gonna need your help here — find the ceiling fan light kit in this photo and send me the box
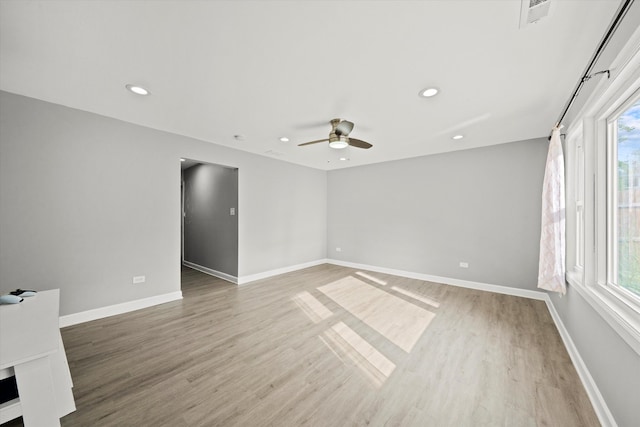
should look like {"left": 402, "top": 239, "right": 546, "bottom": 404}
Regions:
{"left": 329, "top": 136, "right": 349, "bottom": 150}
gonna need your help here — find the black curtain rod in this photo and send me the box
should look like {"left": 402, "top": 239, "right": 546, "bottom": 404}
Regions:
{"left": 554, "top": 0, "right": 635, "bottom": 128}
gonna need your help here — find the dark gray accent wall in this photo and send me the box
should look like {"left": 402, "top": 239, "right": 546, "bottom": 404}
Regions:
{"left": 183, "top": 163, "right": 238, "bottom": 276}
{"left": 328, "top": 138, "right": 548, "bottom": 290}
{"left": 0, "top": 91, "right": 327, "bottom": 315}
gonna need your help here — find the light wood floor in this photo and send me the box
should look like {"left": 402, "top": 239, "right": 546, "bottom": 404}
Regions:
{"left": 4, "top": 264, "right": 599, "bottom": 426}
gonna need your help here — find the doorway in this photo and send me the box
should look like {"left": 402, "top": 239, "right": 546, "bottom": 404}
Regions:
{"left": 180, "top": 159, "right": 239, "bottom": 285}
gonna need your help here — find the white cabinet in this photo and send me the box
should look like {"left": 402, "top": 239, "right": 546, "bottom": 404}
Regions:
{"left": 0, "top": 290, "right": 75, "bottom": 426}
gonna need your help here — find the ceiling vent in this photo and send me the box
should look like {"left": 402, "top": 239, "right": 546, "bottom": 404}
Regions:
{"left": 519, "top": 0, "right": 552, "bottom": 28}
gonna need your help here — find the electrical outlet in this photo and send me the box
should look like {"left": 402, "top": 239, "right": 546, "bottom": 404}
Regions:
{"left": 459, "top": 262, "right": 469, "bottom": 268}
{"left": 230, "top": 207, "right": 236, "bottom": 216}
{"left": 133, "top": 275, "right": 146, "bottom": 284}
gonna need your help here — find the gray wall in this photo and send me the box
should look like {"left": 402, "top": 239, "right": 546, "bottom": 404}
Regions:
{"left": 0, "top": 91, "right": 327, "bottom": 315}
{"left": 563, "top": 1, "right": 640, "bottom": 127}
{"left": 328, "top": 136, "right": 640, "bottom": 425}
{"left": 2, "top": 89, "right": 635, "bottom": 425}
{"left": 551, "top": 3, "right": 640, "bottom": 424}
{"left": 183, "top": 163, "right": 238, "bottom": 277}
{"left": 553, "top": 3, "right": 640, "bottom": 425}
{"left": 550, "top": 290, "right": 639, "bottom": 427}
{"left": 328, "top": 138, "right": 548, "bottom": 290}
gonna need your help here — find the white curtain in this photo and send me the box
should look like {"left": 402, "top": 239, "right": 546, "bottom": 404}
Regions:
{"left": 538, "top": 126, "right": 566, "bottom": 294}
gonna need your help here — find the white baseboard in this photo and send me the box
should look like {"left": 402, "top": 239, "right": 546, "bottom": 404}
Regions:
{"left": 59, "top": 259, "right": 325, "bottom": 327}
{"left": 183, "top": 260, "right": 238, "bottom": 284}
{"left": 544, "top": 297, "right": 617, "bottom": 427}
{"left": 237, "top": 259, "right": 328, "bottom": 285}
{"left": 326, "top": 259, "right": 548, "bottom": 300}
{"left": 59, "top": 291, "right": 183, "bottom": 328}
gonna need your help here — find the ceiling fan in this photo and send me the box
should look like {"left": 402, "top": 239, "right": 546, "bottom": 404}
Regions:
{"left": 298, "top": 118, "right": 372, "bottom": 150}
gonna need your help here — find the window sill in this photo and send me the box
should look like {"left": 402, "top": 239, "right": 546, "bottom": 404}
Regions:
{"left": 566, "top": 274, "right": 640, "bottom": 355}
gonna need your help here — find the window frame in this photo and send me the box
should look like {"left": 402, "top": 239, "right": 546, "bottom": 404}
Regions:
{"left": 565, "top": 33, "right": 640, "bottom": 355}
{"left": 566, "top": 127, "right": 585, "bottom": 276}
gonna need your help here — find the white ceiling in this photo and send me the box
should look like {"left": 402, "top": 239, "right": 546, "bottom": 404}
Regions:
{"left": 0, "top": 0, "right": 621, "bottom": 170}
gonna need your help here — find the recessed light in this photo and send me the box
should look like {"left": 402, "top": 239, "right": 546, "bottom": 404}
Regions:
{"left": 452, "top": 134, "right": 464, "bottom": 140}
{"left": 180, "top": 158, "right": 186, "bottom": 162}
{"left": 339, "top": 157, "right": 349, "bottom": 161}
{"left": 419, "top": 87, "right": 439, "bottom": 97}
{"left": 125, "top": 84, "right": 150, "bottom": 95}
{"left": 279, "top": 137, "right": 290, "bottom": 142}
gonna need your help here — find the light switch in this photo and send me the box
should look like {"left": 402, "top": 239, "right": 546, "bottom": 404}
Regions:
{"left": 230, "top": 208, "right": 236, "bottom": 216}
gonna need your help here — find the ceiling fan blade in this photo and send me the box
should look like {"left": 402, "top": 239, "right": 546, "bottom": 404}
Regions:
{"left": 298, "top": 138, "right": 329, "bottom": 146}
{"left": 348, "top": 138, "right": 372, "bottom": 149}
{"left": 335, "top": 120, "right": 354, "bottom": 136}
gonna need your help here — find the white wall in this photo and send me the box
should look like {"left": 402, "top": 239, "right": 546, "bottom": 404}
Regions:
{"left": 0, "top": 91, "right": 327, "bottom": 315}
{"left": 328, "top": 138, "right": 548, "bottom": 290}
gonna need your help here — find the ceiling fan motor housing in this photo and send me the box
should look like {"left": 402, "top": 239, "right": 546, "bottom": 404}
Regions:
{"left": 328, "top": 119, "right": 349, "bottom": 149}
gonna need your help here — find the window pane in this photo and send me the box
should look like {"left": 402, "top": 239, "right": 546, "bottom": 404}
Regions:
{"left": 576, "top": 141, "right": 584, "bottom": 269}
{"left": 616, "top": 98, "right": 640, "bottom": 297}
{"left": 577, "top": 204, "right": 584, "bottom": 268}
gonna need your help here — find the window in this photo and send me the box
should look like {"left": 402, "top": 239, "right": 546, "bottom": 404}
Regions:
{"left": 608, "top": 93, "right": 640, "bottom": 302}
{"left": 565, "top": 37, "right": 640, "bottom": 355}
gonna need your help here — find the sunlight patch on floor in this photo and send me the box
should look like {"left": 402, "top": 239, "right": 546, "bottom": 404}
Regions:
{"left": 390, "top": 286, "right": 440, "bottom": 308}
{"left": 355, "top": 271, "right": 388, "bottom": 286}
{"left": 292, "top": 291, "right": 333, "bottom": 323}
{"left": 321, "top": 321, "right": 395, "bottom": 388}
{"left": 318, "top": 276, "right": 435, "bottom": 353}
